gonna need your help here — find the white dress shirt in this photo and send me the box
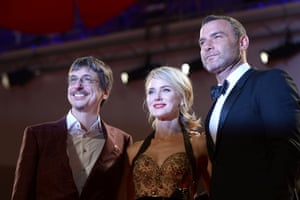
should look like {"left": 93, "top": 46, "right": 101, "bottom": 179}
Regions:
{"left": 209, "top": 63, "right": 250, "bottom": 143}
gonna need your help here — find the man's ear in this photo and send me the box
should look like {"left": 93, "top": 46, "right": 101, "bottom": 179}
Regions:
{"left": 240, "top": 35, "right": 249, "bottom": 50}
{"left": 102, "top": 89, "right": 110, "bottom": 100}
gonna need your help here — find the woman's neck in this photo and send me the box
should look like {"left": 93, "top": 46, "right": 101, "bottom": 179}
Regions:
{"left": 155, "top": 118, "right": 182, "bottom": 139}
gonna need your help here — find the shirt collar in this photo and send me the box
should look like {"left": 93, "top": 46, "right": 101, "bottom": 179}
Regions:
{"left": 66, "top": 110, "right": 102, "bottom": 136}
{"left": 226, "top": 63, "right": 250, "bottom": 93}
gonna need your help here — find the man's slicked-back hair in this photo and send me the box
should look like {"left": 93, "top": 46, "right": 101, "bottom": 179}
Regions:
{"left": 201, "top": 15, "right": 247, "bottom": 39}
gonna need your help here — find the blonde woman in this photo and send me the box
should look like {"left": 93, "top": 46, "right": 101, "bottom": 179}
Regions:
{"left": 119, "top": 66, "right": 210, "bottom": 200}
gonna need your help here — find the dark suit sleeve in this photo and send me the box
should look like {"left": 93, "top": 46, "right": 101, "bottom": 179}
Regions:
{"left": 257, "top": 69, "right": 300, "bottom": 198}
{"left": 11, "top": 127, "right": 38, "bottom": 200}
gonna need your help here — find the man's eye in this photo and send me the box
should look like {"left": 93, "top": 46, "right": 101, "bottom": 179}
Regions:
{"left": 199, "top": 41, "right": 204, "bottom": 46}
{"left": 83, "top": 77, "right": 93, "bottom": 83}
{"left": 214, "top": 34, "right": 222, "bottom": 39}
{"left": 70, "top": 77, "right": 78, "bottom": 83}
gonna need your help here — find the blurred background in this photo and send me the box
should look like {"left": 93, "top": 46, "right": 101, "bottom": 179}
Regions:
{"left": 1, "top": 0, "right": 300, "bottom": 199}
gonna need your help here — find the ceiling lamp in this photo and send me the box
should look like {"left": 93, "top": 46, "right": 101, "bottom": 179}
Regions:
{"left": 260, "top": 30, "right": 300, "bottom": 65}
{"left": 260, "top": 41, "right": 300, "bottom": 65}
{"left": 120, "top": 54, "right": 161, "bottom": 84}
{"left": 1, "top": 68, "right": 36, "bottom": 89}
{"left": 181, "top": 58, "right": 203, "bottom": 76}
{"left": 120, "top": 62, "right": 161, "bottom": 84}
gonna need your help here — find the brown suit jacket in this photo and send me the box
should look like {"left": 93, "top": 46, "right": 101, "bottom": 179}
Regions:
{"left": 11, "top": 117, "right": 133, "bottom": 200}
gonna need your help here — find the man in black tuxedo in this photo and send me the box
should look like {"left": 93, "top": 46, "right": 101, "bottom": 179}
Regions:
{"left": 198, "top": 14, "right": 300, "bottom": 200}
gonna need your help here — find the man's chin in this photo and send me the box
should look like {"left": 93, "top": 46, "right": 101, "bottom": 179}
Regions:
{"left": 74, "top": 105, "right": 86, "bottom": 111}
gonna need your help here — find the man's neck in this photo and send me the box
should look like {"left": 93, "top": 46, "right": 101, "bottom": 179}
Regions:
{"left": 216, "top": 59, "right": 245, "bottom": 84}
{"left": 71, "top": 109, "right": 99, "bottom": 131}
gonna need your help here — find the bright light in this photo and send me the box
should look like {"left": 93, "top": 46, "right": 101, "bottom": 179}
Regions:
{"left": 260, "top": 51, "right": 269, "bottom": 64}
{"left": 181, "top": 63, "right": 190, "bottom": 75}
{"left": 120, "top": 72, "right": 129, "bottom": 84}
{"left": 1, "top": 73, "right": 10, "bottom": 89}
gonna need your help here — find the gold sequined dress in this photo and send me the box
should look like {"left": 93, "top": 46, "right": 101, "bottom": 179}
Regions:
{"left": 133, "top": 152, "right": 193, "bottom": 199}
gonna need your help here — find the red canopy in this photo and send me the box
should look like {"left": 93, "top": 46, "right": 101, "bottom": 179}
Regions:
{"left": 0, "top": 0, "right": 137, "bottom": 34}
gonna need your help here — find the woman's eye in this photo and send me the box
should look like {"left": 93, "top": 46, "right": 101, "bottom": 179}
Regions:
{"left": 162, "top": 88, "right": 171, "bottom": 92}
{"left": 148, "top": 90, "right": 154, "bottom": 95}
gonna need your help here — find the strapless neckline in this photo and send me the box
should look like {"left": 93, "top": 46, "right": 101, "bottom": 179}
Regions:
{"left": 140, "top": 152, "right": 186, "bottom": 168}
{"left": 133, "top": 151, "right": 192, "bottom": 198}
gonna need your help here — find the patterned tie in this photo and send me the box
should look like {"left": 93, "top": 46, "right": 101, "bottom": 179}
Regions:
{"left": 210, "top": 80, "right": 229, "bottom": 101}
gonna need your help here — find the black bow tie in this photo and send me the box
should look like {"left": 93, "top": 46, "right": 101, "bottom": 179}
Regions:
{"left": 210, "top": 80, "right": 229, "bottom": 101}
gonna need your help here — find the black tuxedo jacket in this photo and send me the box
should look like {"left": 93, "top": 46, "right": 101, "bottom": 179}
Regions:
{"left": 11, "top": 117, "right": 133, "bottom": 200}
{"left": 205, "top": 68, "right": 300, "bottom": 200}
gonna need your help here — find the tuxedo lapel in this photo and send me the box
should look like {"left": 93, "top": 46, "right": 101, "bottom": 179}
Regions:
{"left": 215, "top": 69, "right": 255, "bottom": 153}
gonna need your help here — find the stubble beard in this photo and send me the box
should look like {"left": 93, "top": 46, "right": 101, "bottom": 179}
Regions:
{"left": 73, "top": 103, "right": 87, "bottom": 111}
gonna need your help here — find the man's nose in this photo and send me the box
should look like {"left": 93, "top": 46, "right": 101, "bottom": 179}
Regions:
{"left": 73, "top": 78, "right": 84, "bottom": 87}
{"left": 203, "top": 40, "right": 213, "bottom": 51}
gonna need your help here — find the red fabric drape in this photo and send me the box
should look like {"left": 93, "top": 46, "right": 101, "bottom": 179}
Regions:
{"left": 77, "top": 0, "right": 137, "bottom": 28}
{"left": 0, "top": 0, "right": 136, "bottom": 34}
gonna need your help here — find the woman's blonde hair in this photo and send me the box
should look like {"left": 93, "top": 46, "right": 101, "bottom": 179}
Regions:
{"left": 145, "top": 66, "right": 201, "bottom": 132}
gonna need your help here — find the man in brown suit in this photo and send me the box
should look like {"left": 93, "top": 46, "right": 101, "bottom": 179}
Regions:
{"left": 11, "top": 56, "right": 133, "bottom": 200}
